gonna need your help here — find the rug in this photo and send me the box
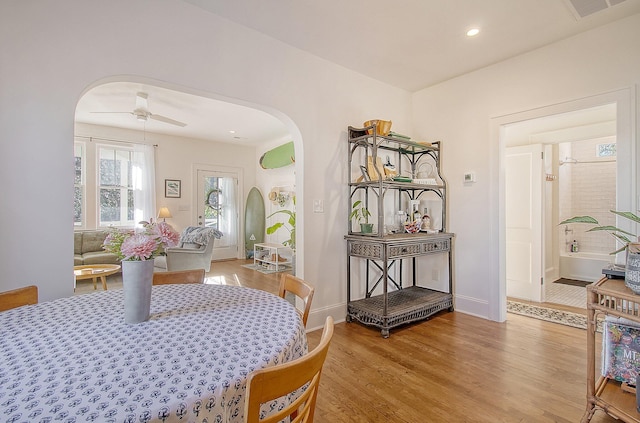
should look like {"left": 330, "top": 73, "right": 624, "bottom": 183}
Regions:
{"left": 507, "top": 300, "right": 588, "bottom": 329}
{"left": 241, "top": 263, "right": 291, "bottom": 275}
{"left": 553, "top": 278, "right": 592, "bottom": 288}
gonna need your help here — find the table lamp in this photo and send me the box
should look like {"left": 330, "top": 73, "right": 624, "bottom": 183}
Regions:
{"left": 157, "top": 207, "right": 172, "bottom": 222}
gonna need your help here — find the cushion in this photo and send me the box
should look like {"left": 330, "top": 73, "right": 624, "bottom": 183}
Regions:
{"left": 74, "top": 232, "right": 83, "bottom": 255}
{"left": 82, "top": 231, "right": 109, "bottom": 254}
{"left": 82, "top": 251, "right": 120, "bottom": 265}
{"left": 74, "top": 254, "right": 83, "bottom": 266}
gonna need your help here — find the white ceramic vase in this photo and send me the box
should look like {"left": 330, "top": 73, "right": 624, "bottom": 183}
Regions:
{"left": 121, "top": 259, "right": 154, "bottom": 324}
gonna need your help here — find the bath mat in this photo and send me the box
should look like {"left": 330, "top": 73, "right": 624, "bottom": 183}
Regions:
{"left": 553, "top": 278, "right": 592, "bottom": 288}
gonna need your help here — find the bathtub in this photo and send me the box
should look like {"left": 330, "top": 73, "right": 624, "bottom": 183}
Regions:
{"left": 559, "top": 251, "right": 614, "bottom": 282}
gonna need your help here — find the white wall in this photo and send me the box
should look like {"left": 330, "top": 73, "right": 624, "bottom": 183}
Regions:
{"left": 412, "top": 14, "right": 640, "bottom": 320}
{"left": 0, "top": 0, "right": 411, "bottom": 329}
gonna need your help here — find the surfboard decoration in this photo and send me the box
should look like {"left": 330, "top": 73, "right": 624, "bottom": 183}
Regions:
{"left": 244, "top": 187, "right": 266, "bottom": 258}
{"left": 259, "top": 141, "right": 295, "bottom": 169}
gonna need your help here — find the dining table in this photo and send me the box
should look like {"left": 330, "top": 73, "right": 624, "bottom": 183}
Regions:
{"left": 0, "top": 283, "right": 308, "bottom": 423}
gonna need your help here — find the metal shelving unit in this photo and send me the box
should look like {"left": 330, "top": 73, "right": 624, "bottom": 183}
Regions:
{"left": 345, "top": 124, "right": 454, "bottom": 338}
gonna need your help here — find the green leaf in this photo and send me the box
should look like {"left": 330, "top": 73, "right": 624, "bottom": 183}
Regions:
{"left": 559, "top": 216, "right": 599, "bottom": 225}
{"left": 611, "top": 210, "right": 640, "bottom": 224}
{"left": 587, "top": 225, "right": 636, "bottom": 237}
{"left": 266, "top": 222, "right": 283, "bottom": 235}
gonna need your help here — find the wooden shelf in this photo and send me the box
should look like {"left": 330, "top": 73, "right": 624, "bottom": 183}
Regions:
{"left": 583, "top": 277, "right": 640, "bottom": 422}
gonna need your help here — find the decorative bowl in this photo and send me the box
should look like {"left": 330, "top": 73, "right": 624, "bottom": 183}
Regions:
{"left": 364, "top": 119, "right": 392, "bottom": 136}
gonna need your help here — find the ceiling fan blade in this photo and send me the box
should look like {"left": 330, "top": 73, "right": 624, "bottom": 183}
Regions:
{"left": 149, "top": 113, "right": 187, "bottom": 127}
{"left": 90, "top": 111, "right": 133, "bottom": 114}
{"left": 135, "top": 92, "right": 149, "bottom": 110}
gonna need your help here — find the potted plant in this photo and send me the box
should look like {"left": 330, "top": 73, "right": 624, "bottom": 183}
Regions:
{"left": 350, "top": 200, "right": 373, "bottom": 233}
{"left": 561, "top": 210, "right": 640, "bottom": 293}
{"left": 560, "top": 211, "right": 640, "bottom": 255}
{"left": 266, "top": 196, "right": 296, "bottom": 251}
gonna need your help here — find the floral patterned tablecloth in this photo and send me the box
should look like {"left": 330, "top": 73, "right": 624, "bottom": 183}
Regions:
{"left": 0, "top": 284, "right": 308, "bottom": 423}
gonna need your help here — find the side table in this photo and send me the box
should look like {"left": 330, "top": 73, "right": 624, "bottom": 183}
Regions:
{"left": 73, "top": 264, "right": 121, "bottom": 291}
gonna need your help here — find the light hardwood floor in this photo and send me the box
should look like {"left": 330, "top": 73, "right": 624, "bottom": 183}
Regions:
{"left": 83, "top": 260, "right": 621, "bottom": 422}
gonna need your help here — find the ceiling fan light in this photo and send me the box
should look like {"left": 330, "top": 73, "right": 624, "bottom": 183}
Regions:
{"left": 136, "top": 114, "right": 147, "bottom": 122}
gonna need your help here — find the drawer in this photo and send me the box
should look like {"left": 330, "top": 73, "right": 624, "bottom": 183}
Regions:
{"left": 423, "top": 239, "right": 450, "bottom": 253}
{"left": 349, "top": 242, "right": 382, "bottom": 259}
{"left": 388, "top": 243, "right": 422, "bottom": 259}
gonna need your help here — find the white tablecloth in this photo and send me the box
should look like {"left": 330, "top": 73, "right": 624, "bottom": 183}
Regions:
{"left": 0, "top": 284, "right": 307, "bottom": 423}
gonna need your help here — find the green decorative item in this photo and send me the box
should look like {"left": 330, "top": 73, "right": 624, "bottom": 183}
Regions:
{"left": 259, "top": 142, "right": 295, "bottom": 169}
{"left": 266, "top": 196, "right": 296, "bottom": 250}
{"left": 350, "top": 200, "right": 372, "bottom": 233}
{"left": 245, "top": 187, "right": 266, "bottom": 258}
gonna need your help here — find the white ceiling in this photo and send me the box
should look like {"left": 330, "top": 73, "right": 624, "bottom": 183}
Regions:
{"left": 75, "top": 0, "right": 640, "bottom": 144}
{"left": 183, "top": 0, "right": 640, "bottom": 91}
{"left": 75, "top": 82, "right": 291, "bottom": 145}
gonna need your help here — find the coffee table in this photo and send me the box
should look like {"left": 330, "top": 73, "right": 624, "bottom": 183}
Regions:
{"left": 73, "top": 264, "right": 121, "bottom": 291}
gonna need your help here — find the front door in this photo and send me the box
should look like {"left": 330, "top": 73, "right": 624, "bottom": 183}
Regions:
{"left": 196, "top": 169, "right": 239, "bottom": 260}
{"left": 506, "top": 144, "right": 544, "bottom": 302}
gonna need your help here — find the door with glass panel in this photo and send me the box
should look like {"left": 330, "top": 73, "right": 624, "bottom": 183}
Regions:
{"left": 196, "top": 170, "right": 239, "bottom": 260}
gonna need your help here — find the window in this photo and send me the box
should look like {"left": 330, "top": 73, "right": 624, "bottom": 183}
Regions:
{"left": 74, "top": 142, "right": 85, "bottom": 227}
{"left": 74, "top": 138, "right": 155, "bottom": 229}
{"left": 98, "top": 146, "right": 135, "bottom": 227}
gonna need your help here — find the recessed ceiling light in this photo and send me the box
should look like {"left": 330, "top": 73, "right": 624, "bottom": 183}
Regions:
{"left": 229, "top": 130, "right": 236, "bottom": 134}
{"left": 466, "top": 28, "right": 480, "bottom": 37}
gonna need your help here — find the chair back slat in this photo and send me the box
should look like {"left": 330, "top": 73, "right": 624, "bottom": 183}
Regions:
{"left": 279, "top": 274, "right": 315, "bottom": 326}
{"left": 244, "top": 316, "right": 334, "bottom": 423}
{"left": 152, "top": 269, "right": 205, "bottom": 285}
{"left": 0, "top": 285, "right": 38, "bottom": 312}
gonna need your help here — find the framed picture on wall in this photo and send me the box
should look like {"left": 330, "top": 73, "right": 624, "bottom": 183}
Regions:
{"left": 165, "top": 179, "right": 181, "bottom": 198}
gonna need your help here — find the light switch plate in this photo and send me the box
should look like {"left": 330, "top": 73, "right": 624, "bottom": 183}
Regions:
{"left": 464, "top": 172, "right": 476, "bottom": 183}
{"left": 313, "top": 199, "right": 324, "bottom": 213}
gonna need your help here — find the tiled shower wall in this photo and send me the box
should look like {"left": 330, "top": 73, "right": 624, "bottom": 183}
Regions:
{"left": 558, "top": 138, "right": 616, "bottom": 255}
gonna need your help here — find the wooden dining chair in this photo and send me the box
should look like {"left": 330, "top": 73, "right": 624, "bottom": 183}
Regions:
{"left": 279, "top": 274, "right": 315, "bottom": 326}
{"left": 0, "top": 285, "right": 38, "bottom": 312}
{"left": 244, "top": 316, "right": 334, "bottom": 423}
{"left": 152, "top": 268, "right": 206, "bottom": 285}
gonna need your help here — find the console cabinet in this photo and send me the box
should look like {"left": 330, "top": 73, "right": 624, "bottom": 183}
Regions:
{"left": 345, "top": 124, "right": 454, "bottom": 338}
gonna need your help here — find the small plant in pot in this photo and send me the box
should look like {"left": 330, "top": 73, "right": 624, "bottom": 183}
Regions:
{"left": 561, "top": 210, "right": 640, "bottom": 293}
{"left": 350, "top": 200, "right": 373, "bottom": 234}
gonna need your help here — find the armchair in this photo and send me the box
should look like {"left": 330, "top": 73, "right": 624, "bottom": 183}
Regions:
{"left": 154, "top": 226, "right": 223, "bottom": 272}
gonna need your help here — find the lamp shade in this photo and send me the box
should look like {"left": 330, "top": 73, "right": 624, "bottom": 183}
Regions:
{"left": 157, "top": 207, "right": 172, "bottom": 219}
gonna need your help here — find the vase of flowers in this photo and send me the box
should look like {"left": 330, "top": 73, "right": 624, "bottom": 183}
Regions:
{"left": 103, "top": 220, "right": 180, "bottom": 323}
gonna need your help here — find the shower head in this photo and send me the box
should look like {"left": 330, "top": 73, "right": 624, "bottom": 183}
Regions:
{"left": 559, "top": 157, "right": 578, "bottom": 166}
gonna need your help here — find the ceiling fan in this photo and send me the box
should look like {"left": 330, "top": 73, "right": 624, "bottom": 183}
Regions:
{"left": 91, "top": 92, "right": 187, "bottom": 127}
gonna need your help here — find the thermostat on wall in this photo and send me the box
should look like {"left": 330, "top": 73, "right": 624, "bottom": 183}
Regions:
{"left": 464, "top": 172, "right": 476, "bottom": 183}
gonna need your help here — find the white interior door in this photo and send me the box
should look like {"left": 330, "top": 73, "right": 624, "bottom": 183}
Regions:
{"left": 506, "top": 144, "right": 544, "bottom": 302}
{"left": 196, "top": 169, "right": 239, "bottom": 260}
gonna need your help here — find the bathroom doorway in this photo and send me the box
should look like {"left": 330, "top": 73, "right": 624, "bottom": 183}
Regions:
{"left": 501, "top": 89, "right": 634, "bottom": 313}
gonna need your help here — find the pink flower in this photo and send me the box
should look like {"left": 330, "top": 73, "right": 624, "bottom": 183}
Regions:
{"left": 103, "top": 220, "right": 180, "bottom": 261}
{"left": 120, "top": 233, "right": 158, "bottom": 261}
{"left": 153, "top": 222, "right": 180, "bottom": 248}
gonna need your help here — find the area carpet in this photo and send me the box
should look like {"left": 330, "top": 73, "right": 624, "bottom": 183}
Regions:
{"left": 507, "top": 300, "right": 588, "bottom": 329}
{"left": 241, "top": 263, "right": 291, "bottom": 274}
{"left": 553, "top": 277, "right": 592, "bottom": 288}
